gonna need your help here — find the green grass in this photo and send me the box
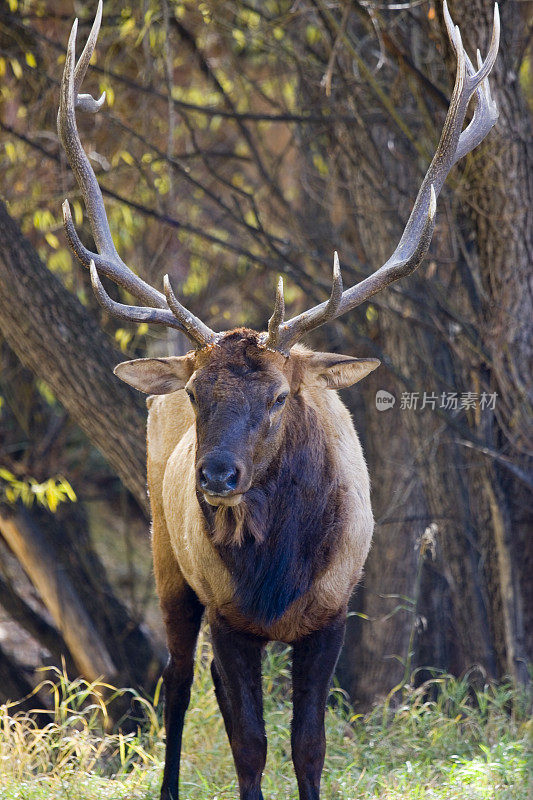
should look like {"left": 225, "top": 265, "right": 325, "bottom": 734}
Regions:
{"left": 0, "top": 632, "right": 530, "bottom": 799}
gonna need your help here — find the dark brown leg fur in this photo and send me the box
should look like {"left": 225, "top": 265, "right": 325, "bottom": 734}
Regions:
{"left": 160, "top": 586, "right": 204, "bottom": 800}
{"left": 291, "top": 613, "right": 346, "bottom": 800}
{"left": 210, "top": 616, "right": 266, "bottom": 800}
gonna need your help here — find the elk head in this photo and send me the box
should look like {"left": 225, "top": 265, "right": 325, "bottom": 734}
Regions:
{"left": 57, "top": 2, "right": 500, "bottom": 506}
{"left": 114, "top": 331, "right": 379, "bottom": 506}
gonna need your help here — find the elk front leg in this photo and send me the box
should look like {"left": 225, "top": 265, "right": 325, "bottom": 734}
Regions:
{"left": 210, "top": 616, "right": 266, "bottom": 800}
{"left": 159, "top": 585, "right": 204, "bottom": 800}
{"left": 291, "top": 613, "right": 346, "bottom": 800}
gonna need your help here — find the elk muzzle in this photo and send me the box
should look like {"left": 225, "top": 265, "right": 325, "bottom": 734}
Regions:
{"left": 197, "top": 451, "right": 247, "bottom": 505}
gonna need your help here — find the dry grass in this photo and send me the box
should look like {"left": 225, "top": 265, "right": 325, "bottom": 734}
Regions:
{"left": 0, "top": 633, "right": 530, "bottom": 799}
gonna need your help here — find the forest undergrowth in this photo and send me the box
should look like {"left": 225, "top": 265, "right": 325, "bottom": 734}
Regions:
{"left": 0, "top": 632, "right": 529, "bottom": 799}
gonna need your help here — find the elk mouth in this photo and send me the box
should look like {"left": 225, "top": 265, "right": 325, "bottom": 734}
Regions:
{"left": 202, "top": 492, "right": 244, "bottom": 507}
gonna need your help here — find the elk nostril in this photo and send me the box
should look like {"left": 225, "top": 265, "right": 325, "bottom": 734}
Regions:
{"left": 225, "top": 467, "right": 238, "bottom": 491}
{"left": 199, "top": 467, "right": 209, "bottom": 489}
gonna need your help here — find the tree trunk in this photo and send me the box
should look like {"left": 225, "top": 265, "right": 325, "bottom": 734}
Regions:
{"left": 447, "top": 0, "right": 533, "bottom": 685}
{"left": 0, "top": 506, "right": 117, "bottom": 681}
{"left": 0, "top": 571, "right": 76, "bottom": 675}
{"left": 0, "top": 642, "right": 48, "bottom": 715}
{"left": 331, "top": 0, "right": 532, "bottom": 701}
{"left": 0, "top": 200, "right": 148, "bottom": 513}
{"left": 0, "top": 502, "right": 166, "bottom": 690}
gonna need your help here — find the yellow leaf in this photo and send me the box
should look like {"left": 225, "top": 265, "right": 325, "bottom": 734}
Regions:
{"left": 20, "top": 484, "right": 33, "bottom": 506}
{"left": 232, "top": 29, "right": 246, "bottom": 49}
{"left": 153, "top": 675, "right": 163, "bottom": 707}
{"left": 119, "top": 731, "right": 126, "bottom": 764}
{"left": 306, "top": 25, "right": 321, "bottom": 46}
{"left": 312, "top": 152, "right": 328, "bottom": 176}
{"left": 120, "top": 18, "right": 136, "bottom": 38}
{"left": 114, "top": 328, "right": 133, "bottom": 353}
{"left": 45, "top": 232, "right": 59, "bottom": 249}
{"left": 10, "top": 59, "right": 22, "bottom": 79}
{"left": 73, "top": 200, "right": 84, "bottom": 227}
{"left": 49, "top": 249, "right": 71, "bottom": 275}
{"left": 59, "top": 478, "right": 77, "bottom": 503}
{"left": 46, "top": 487, "right": 58, "bottom": 513}
{"left": 25, "top": 52, "right": 37, "bottom": 68}
{"left": 366, "top": 305, "right": 378, "bottom": 323}
{"left": 0, "top": 58, "right": 6, "bottom": 78}
{"left": 103, "top": 85, "right": 115, "bottom": 107}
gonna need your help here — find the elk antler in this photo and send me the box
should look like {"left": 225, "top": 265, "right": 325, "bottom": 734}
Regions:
{"left": 263, "top": 1, "right": 500, "bottom": 353}
{"left": 57, "top": 0, "right": 216, "bottom": 348}
{"left": 58, "top": 3, "right": 499, "bottom": 355}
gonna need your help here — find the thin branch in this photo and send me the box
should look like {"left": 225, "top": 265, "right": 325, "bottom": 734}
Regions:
{"left": 0, "top": 10, "right": 362, "bottom": 125}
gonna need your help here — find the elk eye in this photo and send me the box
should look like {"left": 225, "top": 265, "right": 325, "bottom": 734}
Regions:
{"left": 186, "top": 389, "right": 196, "bottom": 404}
{"left": 274, "top": 393, "right": 288, "bottom": 407}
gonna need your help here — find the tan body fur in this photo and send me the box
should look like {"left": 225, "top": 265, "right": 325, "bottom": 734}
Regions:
{"left": 148, "top": 376, "right": 373, "bottom": 643}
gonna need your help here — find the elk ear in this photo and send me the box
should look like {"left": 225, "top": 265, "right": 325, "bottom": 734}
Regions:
{"left": 304, "top": 353, "right": 380, "bottom": 389}
{"left": 114, "top": 355, "right": 195, "bottom": 394}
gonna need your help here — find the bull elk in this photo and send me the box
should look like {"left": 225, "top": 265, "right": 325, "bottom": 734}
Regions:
{"left": 57, "top": 3, "right": 499, "bottom": 798}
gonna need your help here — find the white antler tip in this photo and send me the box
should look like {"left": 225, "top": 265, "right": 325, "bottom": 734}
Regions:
{"left": 89, "top": 259, "right": 99, "bottom": 285}
{"left": 429, "top": 184, "right": 437, "bottom": 219}
{"left": 277, "top": 276, "right": 283, "bottom": 294}
{"left": 163, "top": 273, "right": 176, "bottom": 301}
{"left": 66, "top": 19, "right": 78, "bottom": 58}
{"left": 92, "top": 1, "right": 103, "bottom": 41}
{"left": 494, "top": 3, "right": 500, "bottom": 44}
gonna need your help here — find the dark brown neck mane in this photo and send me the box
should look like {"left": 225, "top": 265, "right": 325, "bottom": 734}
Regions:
{"left": 198, "top": 394, "right": 344, "bottom": 625}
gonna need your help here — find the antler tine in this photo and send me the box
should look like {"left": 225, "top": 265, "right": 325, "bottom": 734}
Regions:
{"left": 90, "top": 261, "right": 184, "bottom": 329}
{"left": 273, "top": 2, "right": 499, "bottom": 353}
{"left": 73, "top": 0, "right": 102, "bottom": 95}
{"left": 328, "top": 251, "right": 343, "bottom": 315}
{"left": 451, "top": 9, "right": 499, "bottom": 165}
{"left": 62, "top": 199, "right": 148, "bottom": 296}
{"left": 443, "top": 1, "right": 499, "bottom": 92}
{"left": 164, "top": 276, "right": 217, "bottom": 347}
{"left": 265, "top": 253, "right": 343, "bottom": 352}
{"left": 58, "top": 14, "right": 163, "bottom": 307}
{"left": 58, "top": 5, "right": 217, "bottom": 347}
{"left": 264, "top": 277, "right": 285, "bottom": 349}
